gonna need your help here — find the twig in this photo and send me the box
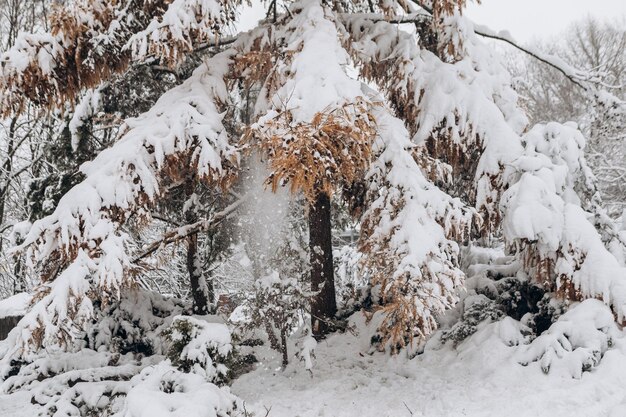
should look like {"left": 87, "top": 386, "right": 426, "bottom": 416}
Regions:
{"left": 403, "top": 401, "right": 414, "bottom": 416}
{"left": 472, "top": 28, "right": 588, "bottom": 91}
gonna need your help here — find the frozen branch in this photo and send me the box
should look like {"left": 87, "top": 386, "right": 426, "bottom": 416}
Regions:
{"left": 406, "top": 0, "right": 592, "bottom": 91}
{"left": 133, "top": 194, "right": 248, "bottom": 263}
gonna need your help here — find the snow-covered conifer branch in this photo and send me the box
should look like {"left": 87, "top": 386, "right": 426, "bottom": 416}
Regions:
{"left": 133, "top": 194, "right": 248, "bottom": 263}
{"left": 0, "top": 0, "right": 240, "bottom": 116}
{"left": 246, "top": 0, "right": 377, "bottom": 200}
{"left": 6, "top": 48, "right": 242, "bottom": 353}
{"left": 345, "top": 15, "right": 527, "bottom": 234}
{"left": 358, "top": 104, "right": 478, "bottom": 351}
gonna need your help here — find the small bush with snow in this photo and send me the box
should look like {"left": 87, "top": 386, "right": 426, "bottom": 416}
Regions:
{"left": 442, "top": 295, "right": 504, "bottom": 346}
{"left": 164, "top": 316, "right": 233, "bottom": 384}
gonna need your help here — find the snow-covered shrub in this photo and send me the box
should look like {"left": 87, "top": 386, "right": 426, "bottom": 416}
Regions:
{"left": 2, "top": 350, "right": 133, "bottom": 393}
{"left": 113, "top": 362, "right": 240, "bottom": 417}
{"left": 439, "top": 245, "right": 563, "bottom": 346}
{"left": 86, "top": 289, "right": 185, "bottom": 356}
{"left": 1, "top": 348, "right": 160, "bottom": 416}
{"left": 495, "top": 277, "right": 567, "bottom": 334}
{"left": 0, "top": 289, "right": 184, "bottom": 382}
{"left": 234, "top": 271, "right": 309, "bottom": 367}
{"left": 441, "top": 295, "right": 503, "bottom": 346}
{"left": 164, "top": 316, "right": 232, "bottom": 384}
{"left": 518, "top": 299, "right": 618, "bottom": 378}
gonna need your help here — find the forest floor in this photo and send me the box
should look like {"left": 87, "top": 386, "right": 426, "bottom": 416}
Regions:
{"left": 232, "top": 312, "right": 626, "bottom": 417}
{"left": 1, "top": 311, "right": 625, "bottom": 416}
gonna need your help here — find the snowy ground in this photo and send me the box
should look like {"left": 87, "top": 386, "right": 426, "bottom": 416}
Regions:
{"left": 233, "top": 313, "right": 626, "bottom": 417}
{"left": 0, "top": 310, "right": 625, "bottom": 416}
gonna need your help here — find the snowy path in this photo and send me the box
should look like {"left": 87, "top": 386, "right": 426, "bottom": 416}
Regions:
{"left": 232, "top": 314, "right": 626, "bottom": 417}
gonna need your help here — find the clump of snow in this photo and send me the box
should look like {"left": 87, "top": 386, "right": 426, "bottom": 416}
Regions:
{"left": 116, "top": 362, "right": 240, "bottom": 417}
{"left": 0, "top": 294, "right": 31, "bottom": 319}
{"left": 68, "top": 88, "right": 101, "bottom": 152}
{"left": 252, "top": 0, "right": 365, "bottom": 122}
{"left": 298, "top": 336, "right": 317, "bottom": 371}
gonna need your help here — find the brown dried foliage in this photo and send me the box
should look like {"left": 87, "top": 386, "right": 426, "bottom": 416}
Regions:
{"left": 418, "top": 121, "right": 483, "bottom": 204}
{"left": 0, "top": 0, "right": 240, "bottom": 116}
{"left": 246, "top": 101, "right": 377, "bottom": 201}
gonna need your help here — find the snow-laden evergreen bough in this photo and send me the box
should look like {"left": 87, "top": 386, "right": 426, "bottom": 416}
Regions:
{"left": 0, "top": 0, "right": 624, "bottom": 408}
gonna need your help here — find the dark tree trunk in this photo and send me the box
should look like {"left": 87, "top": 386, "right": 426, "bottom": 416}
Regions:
{"left": 185, "top": 180, "right": 208, "bottom": 315}
{"left": 264, "top": 320, "right": 281, "bottom": 351}
{"left": 280, "top": 326, "right": 288, "bottom": 367}
{"left": 308, "top": 191, "right": 337, "bottom": 339}
{"left": 186, "top": 232, "right": 208, "bottom": 314}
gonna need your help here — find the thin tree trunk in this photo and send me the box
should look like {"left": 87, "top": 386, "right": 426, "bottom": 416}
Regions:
{"left": 205, "top": 269, "right": 216, "bottom": 305}
{"left": 265, "top": 320, "right": 281, "bottom": 351}
{"left": 0, "top": 117, "right": 19, "bottom": 252}
{"left": 308, "top": 191, "right": 337, "bottom": 339}
{"left": 185, "top": 180, "right": 208, "bottom": 314}
{"left": 186, "top": 232, "right": 208, "bottom": 314}
{"left": 280, "top": 326, "right": 288, "bottom": 367}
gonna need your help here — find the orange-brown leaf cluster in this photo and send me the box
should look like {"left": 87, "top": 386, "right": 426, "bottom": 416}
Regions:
{"left": 246, "top": 100, "right": 377, "bottom": 201}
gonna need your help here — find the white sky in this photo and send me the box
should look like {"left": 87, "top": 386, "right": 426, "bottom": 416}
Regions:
{"left": 465, "top": 0, "right": 626, "bottom": 43}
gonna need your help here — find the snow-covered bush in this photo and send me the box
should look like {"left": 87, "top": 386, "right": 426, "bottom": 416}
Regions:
{"left": 86, "top": 290, "right": 185, "bottom": 356}
{"left": 164, "top": 316, "right": 232, "bottom": 384}
{"left": 518, "top": 299, "right": 618, "bottom": 378}
{"left": 494, "top": 276, "right": 567, "bottom": 334}
{"left": 0, "top": 289, "right": 184, "bottom": 381}
{"left": 441, "top": 295, "right": 503, "bottom": 346}
{"left": 440, "top": 245, "right": 564, "bottom": 346}
{"left": 0, "top": 348, "right": 160, "bottom": 416}
{"left": 113, "top": 362, "right": 240, "bottom": 417}
{"left": 234, "top": 271, "right": 309, "bottom": 367}
{"left": 0, "top": 313, "right": 239, "bottom": 415}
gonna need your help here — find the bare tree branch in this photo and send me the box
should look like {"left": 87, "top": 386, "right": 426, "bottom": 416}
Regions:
{"left": 406, "top": 0, "right": 591, "bottom": 91}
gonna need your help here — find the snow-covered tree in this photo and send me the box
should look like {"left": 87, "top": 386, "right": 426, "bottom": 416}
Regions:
{"left": 0, "top": 0, "right": 624, "bottom": 377}
{"left": 507, "top": 17, "right": 626, "bottom": 217}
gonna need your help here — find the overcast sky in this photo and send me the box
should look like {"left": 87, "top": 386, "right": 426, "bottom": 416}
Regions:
{"left": 465, "top": 0, "right": 626, "bottom": 43}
